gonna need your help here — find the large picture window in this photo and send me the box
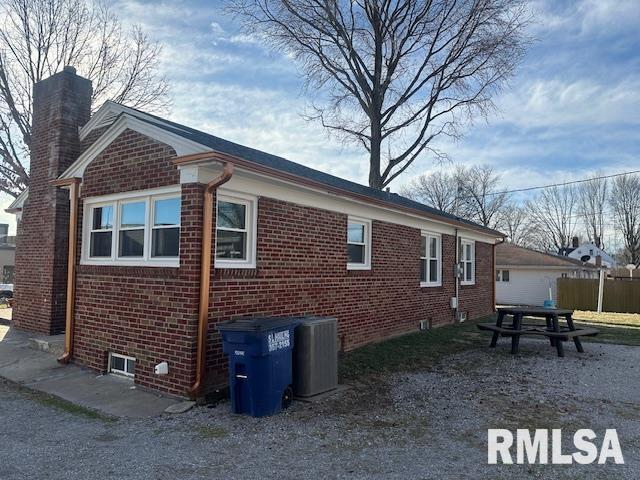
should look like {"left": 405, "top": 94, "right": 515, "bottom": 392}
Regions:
{"left": 347, "top": 217, "right": 371, "bottom": 270}
{"left": 420, "top": 232, "right": 441, "bottom": 286}
{"left": 215, "top": 192, "right": 257, "bottom": 269}
{"left": 83, "top": 187, "right": 181, "bottom": 267}
{"left": 459, "top": 238, "right": 475, "bottom": 285}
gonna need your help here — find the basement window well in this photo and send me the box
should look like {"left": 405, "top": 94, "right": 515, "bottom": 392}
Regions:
{"left": 109, "top": 353, "right": 136, "bottom": 377}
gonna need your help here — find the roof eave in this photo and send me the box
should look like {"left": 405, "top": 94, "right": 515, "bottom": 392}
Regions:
{"left": 173, "top": 152, "right": 505, "bottom": 239}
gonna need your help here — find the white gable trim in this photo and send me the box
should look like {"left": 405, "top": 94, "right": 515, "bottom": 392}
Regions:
{"left": 8, "top": 188, "right": 28, "bottom": 211}
{"left": 61, "top": 114, "right": 210, "bottom": 179}
{"left": 79, "top": 101, "right": 195, "bottom": 141}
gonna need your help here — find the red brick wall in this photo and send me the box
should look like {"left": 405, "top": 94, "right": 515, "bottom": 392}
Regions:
{"left": 13, "top": 68, "right": 92, "bottom": 334}
{"left": 71, "top": 129, "right": 494, "bottom": 397}
{"left": 204, "top": 196, "right": 495, "bottom": 389}
{"left": 72, "top": 130, "right": 201, "bottom": 396}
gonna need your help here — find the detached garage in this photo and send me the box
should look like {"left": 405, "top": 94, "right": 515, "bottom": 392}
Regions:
{"left": 495, "top": 243, "right": 597, "bottom": 307}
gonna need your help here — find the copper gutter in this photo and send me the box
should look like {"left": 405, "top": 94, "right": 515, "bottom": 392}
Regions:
{"left": 173, "top": 151, "right": 505, "bottom": 239}
{"left": 188, "top": 161, "right": 234, "bottom": 399}
{"left": 51, "top": 177, "right": 81, "bottom": 364}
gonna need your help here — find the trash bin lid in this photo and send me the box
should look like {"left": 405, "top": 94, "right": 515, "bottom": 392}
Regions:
{"left": 217, "top": 316, "right": 299, "bottom": 332}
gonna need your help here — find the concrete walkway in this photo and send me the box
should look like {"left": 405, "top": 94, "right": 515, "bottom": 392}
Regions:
{"left": 0, "top": 321, "right": 182, "bottom": 418}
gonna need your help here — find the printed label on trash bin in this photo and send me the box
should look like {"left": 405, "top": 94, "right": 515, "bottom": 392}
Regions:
{"left": 268, "top": 330, "right": 290, "bottom": 352}
{"left": 234, "top": 350, "right": 245, "bottom": 356}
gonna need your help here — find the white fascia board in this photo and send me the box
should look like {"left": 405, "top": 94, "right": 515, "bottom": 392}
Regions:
{"left": 61, "top": 114, "right": 210, "bottom": 180}
{"left": 192, "top": 163, "right": 501, "bottom": 244}
{"left": 7, "top": 188, "right": 28, "bottom": 210}
{"left": 496, "top": 265, "right": 585, "bottom": 271}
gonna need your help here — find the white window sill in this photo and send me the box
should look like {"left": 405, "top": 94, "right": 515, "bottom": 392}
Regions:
{"left": 460, "top": 281, "right": 476, "bottom": 286}
{"left": 81, "top": 259, "right": 179, "bottom": 268}
{"left": 420, "top": 282, "right": 442, "bottom": 288}
{"left": 215, "top": 261, "right": 256, "bottom": 269}
{"left": 347, "top": 263, "right": 371, "bottom": 271}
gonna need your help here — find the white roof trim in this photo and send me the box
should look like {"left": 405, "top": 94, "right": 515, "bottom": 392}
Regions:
{"left": 61, "top": 113, "right": 210, "bottom": 179}
{"left": 79, "top": 101, "right": 194, "bottom": 141}
{"left": 7, "top": 188, "right": 28, "bottom": 211}
{"left": 496, "top": 264, "right": 593, "bottom": 271}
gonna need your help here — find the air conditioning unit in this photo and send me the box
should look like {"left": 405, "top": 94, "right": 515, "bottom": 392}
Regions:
{"left": 293, "top": 316, "right": 338, "bottom": 398}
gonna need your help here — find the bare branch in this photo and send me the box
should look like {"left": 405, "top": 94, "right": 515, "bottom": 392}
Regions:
{"left": 229, "top": 0, "right": 530, "bottom": 189}
{"left": 0, "top": 0, "right": 170, "bottom": 197}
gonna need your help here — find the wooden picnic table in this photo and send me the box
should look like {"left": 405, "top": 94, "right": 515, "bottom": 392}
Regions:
{"left": 477, "top": 307, "right": 599, "bottom": 357}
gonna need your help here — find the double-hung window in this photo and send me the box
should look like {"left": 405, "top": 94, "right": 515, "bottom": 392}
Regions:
{"left": 347, "top": 217, "right": 371, "bottom": 270}
{"left": 89, "top": 204, "right": 113, "bottom": 257}
{"left": 215, "top": 192, "right": 257, "bottom": 268}
{"left": 420, "top": 232, "right": 441, "bottom": 286}
{"left": 459, "top": 238, "right": 475, "bottom": 285}
{"left": 118, "top": 201, "right": 145, "bottom": 258}
{"left": 152, "top": 197, "right": 181, "bottom": 257}
{"left": 83, "top": 187, "right": 181, "bottom": 267}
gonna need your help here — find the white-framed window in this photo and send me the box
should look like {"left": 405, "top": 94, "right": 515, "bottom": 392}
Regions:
{"left": 89, "top": 203, "right": 113, "bottom": 258}
{"left": 215, "top": 191, "right": 257, "bottom": 269}
{"left": 496, "top": 269, "right": 510, "bottom": 282}
{"left": 347, "top": 217, "right": 371, "bottom": 270}
{"left": 108, "top": 352, "right": 135, "bottom": 377}
{"left": 420, "top": 232, "right": 441, "bottom": 287}
{"left": 459, "top": 238, "right": 475, "bottom": 285}
{"left": 82, "top": 186, "right": 181, "bottom": 267}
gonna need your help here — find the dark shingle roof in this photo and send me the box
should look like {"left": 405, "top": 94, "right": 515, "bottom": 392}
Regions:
{"left": 115, "top": 104, "right": 502, "bottom": 236}
{"left": 496, "top": 243, "right": 597, "bottom": 268}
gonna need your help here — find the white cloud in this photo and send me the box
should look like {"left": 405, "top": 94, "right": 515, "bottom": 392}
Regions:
{"left": 496, "top": 77, "right": 640, "bottom": 128}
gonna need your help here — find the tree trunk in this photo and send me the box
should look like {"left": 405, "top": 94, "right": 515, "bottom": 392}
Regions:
{"left": 369, "top": 122, "right": 382, "bottom": 189}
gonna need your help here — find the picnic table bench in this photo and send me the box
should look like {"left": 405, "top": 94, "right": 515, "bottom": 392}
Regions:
{"left": 477, "top": 307, "right": 599, "bottom": 357}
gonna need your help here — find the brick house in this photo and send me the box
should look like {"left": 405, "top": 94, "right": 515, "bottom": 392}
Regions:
{"left": 9, "top": 67, "right": 503, "bottom": 398}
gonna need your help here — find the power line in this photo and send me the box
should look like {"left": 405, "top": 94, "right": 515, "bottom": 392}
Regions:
{"left": 482, "top": 169, "right": 640, "bottom": 198}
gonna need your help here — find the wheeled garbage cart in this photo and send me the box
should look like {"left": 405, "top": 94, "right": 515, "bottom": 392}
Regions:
{"left": 218, "top": 317, "right": 300, "bottom": 417}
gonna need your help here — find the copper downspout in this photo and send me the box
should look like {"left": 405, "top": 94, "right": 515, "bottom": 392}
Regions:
{"left": 188, "top": 162, "right": 234, "bottom": 399}
{"left": 51, "top": 177, "right": 81, "bottom": 364}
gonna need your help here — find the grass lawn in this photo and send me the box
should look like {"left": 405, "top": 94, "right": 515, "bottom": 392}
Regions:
{"left": 572, "top": 310, "right": 640, "bottom": 327}
{"left": 339, "top": 311, "right": 640, "bottom": 382}
{"left": 571, "top": 310, "right": 640, "bottom": 346}
{"left": 339, "top": 318, "right": 489, "bottom": 382}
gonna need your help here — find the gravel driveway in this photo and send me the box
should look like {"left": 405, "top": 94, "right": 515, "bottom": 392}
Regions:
{"left": 0, "top": 338, "right": 638, "bottom": 479}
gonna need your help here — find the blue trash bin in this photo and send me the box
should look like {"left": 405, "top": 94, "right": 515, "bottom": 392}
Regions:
{"left": 217, "top": 317, "right": 299, "bottom": 417}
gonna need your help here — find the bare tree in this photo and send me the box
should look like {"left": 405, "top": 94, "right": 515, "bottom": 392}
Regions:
{"left": 457, "top": 165, "right": 509, "bottom": 229}
{"left": 400, "top": 169, "right": 462, "bottom": 215}
{"left": 229, "top": 0, "right": 530, "bottom": 189}
{"left": 0, "top": 0, "right": 170, "bottom": 197}
{"left": 526, "top": 184, "right": 578, "bottom": 252}
{"left": 578, "top": 174, "right": 607, "bottom": 249}
{"left": 500, "top": 202, "right": 533, "bottom": 247}
{"left": 610, "top": 174, "right": 640, "bottom": 266}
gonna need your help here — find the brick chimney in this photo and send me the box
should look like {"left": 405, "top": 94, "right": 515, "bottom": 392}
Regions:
{"left": 13, "top": 66, "right": 92, "bottom": 334}
{"left": 572, "top": 236, "right": 580, "bottom": 249}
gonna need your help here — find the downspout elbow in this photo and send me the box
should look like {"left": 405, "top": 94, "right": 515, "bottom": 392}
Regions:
{"left": 189, "top": 162, "right": 234, "bottom": 399}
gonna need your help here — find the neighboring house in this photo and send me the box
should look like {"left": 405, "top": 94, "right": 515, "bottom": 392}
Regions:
{"left": 559, "top": 236, "right": 616, "bottom": 268}
{"left": 0, "top": 224, "right": 16, "bottom": 284}
{"left": 8, "top": 67, "right": 503, "bottom": 398}
{"left": 496, "top": 243, "right": 598, "bottom": 307}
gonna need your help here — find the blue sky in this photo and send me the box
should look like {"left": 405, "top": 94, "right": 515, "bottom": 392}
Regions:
{"left": 116, "top": 0, "right": 638, "bottom": 190}
{"left": 2, "top": 0, "right": 639, "bottom": 235}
